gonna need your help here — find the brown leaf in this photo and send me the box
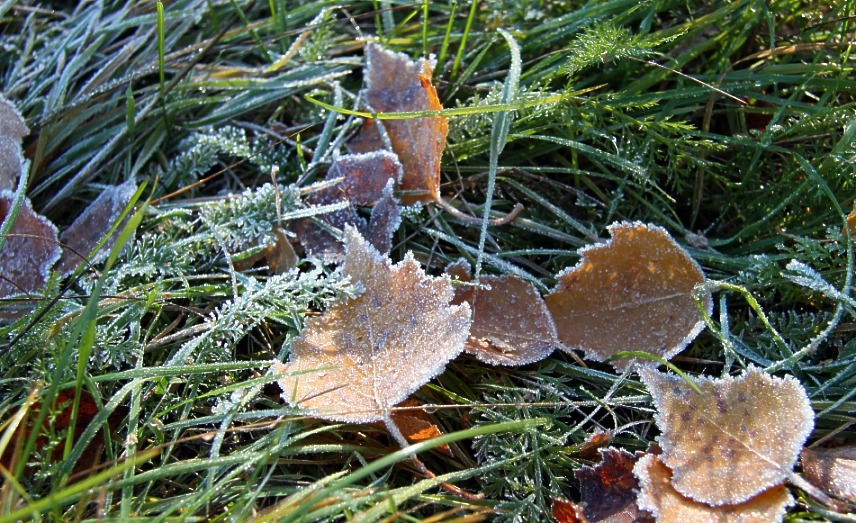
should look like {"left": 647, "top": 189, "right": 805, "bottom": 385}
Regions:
{"left": 56, "top": 180, "right": 138, "bottom": 275}
{"left": 576, "top": 431, "right": 612, "bottom": 460}
{"left": 264, "top": 227, "right": 299, "bottom": 274}
{"left": 0, "top": 191, "right": 61, "bottom": 319}
{"left": 634, "top": 454, "right": 792, "bottom": 523}
{"left": 448, "top": 260, "right": 557, "bottom": 365}
{"left": 358, "top": 44, "right": 448, "bottom": 204}
{"left": 544, "top": 221, "right": 711, "bottom": 370}
{"left": 275, "top": 227, "right": 471, "bottom": 423}
{"left": 639, "top": 367, "right": 814, "bottom": 505}
{"left": 801, "top": 446, "right": 856, "bottom": 503}
{"left": 553, "top": 498, "right": 590, "bottom": 523}
{"left": 573, "top": 447, "right": 653, "bottom": 523}
{"left": 295, "top": 151, "right": 402, "bottom": 263}
{"left": 366, "top": 179, "right": 401, "bottom": 256}
{"left": 385, "top": 398, "right": 452, "bottom": 457}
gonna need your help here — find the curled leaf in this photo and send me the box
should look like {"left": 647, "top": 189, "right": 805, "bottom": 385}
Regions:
{"left": 544, "top": 221, "right": 711, "bottom": 370}
{"left": 634, "top": 454, "right": 792, "bottom": 523}
{"left": 639, "top": 367, "right": 813, "bottom": 505}
{"left": 448, "top": 260, "right": 557, "bottom": 365}
{"left": 275, "top": 227, "right": 471, "bottom": 423}
{"left": 356, "top": 44, "right": 448, "bottom": 204}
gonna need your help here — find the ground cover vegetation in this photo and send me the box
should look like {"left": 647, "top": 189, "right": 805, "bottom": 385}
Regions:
{"left": 0, "top": 0, "right": 854, "bottom": 521}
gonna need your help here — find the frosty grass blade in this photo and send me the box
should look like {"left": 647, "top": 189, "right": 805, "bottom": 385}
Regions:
{"left": 544, "top": 221, "right": 711, "bottom": 370}
{"left": 275, "top": 226, "right": 471, "bottom": 423}
{"left": 639, "top": 367, "right": 814, "bottom": 506}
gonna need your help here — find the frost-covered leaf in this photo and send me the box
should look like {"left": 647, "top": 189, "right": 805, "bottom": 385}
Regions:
{"left": 366, "top": 179, "right": 401, "bottom": 255}
{"left": 634, "top": 454, "right": 792, "bottom": 523}
{"left": 0, "top": 191, "right": 61, "bottom": 312}
{"left": 448, "top": 259, "right": 556, "bottom": 365}
{"left": 801, "top": 446, "right": 856, "bottom": 503}
{"left": 573, "top": 447, "right": 650, "bottom": 523}
{"left": 639, "top": 367, "right": 813, "bottom": 505}
{"left": 275, "top": 227, "right": 471, "bottom": 423}
{"left": 544, "top": 221, "right": 711, "bottom": 370}
{"left": 295, "top": 152, "right": 401, "bottom": 263}
{"left": 355, "top": 44, "right": 448, "bottom": 204}
{"left": 0, "top": 96, "right": 28, "bottom": 192}
{"left": 376, "top": 399, "right": 452, "bottom": 457}
{"left": 0, "top": 96, "right": 28, "bottom": 142}
{"left": 552, "top": 498, "right": 589, "bottom": 523}
{"left": 57, "top": 180, "right": 138, "bottom": 275}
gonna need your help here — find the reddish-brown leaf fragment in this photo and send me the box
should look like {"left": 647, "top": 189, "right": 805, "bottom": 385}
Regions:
{"left": 576, "top": 431, "right": 612, "bottom": 460}
{"left": 553, "top": 498, "right": 590, "bottom": 523}
{"left": 334, "top": 151, "right": 402, "bottom": 206}
{"left": 0, "top": 191, "right": 61, "bottom": 318}
{"left": 385, "top": 398, "right": 452, "bottom": 457}
{"left": 448, "top": 260, "right": 557, "bottom": 365}
{"left": 275, "top": 227, "right": 471, "bottom": 423}
{"left": 361, "top": 44, "right": 448, "bottom": 204}
{"left": 639, "top": 367, "right": 814, "bottom": 506}
{"left": 801, "top": 446, "right": 856, "bottom": 503}
{"left": 56, "top": 180, "right": 138, "bottom": 275}
{"left": 634, "top": 454, "right": 792, "bottom": 523}
{"left": 544, "top": 221, "right": 711, "bottom": 370}
{"left": 366, "top": 179, "right": 401, "bottom": 255}
{"left": 574, "top": 448, "right": 653, "bottom": 523}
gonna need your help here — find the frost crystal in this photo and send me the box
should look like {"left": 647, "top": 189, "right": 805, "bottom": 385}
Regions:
{"left": 275, "top": 227, "right": 471, "bottom": 423}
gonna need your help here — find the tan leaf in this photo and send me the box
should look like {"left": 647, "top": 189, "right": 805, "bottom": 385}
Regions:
{"left": 634, "top": 454, "right": 792, "bottom": 523}
{"left": 0, "top": 191, "right": 61, "bottom": 319}
{"left": 544, "top": 221, "right": 711, "bottom": 370}
{"left": 448, "top": 260, "right": 556, "bottom": 365}
{"left": 275, "top": 227, "right": 471, "bottom": 423}
{"left": 639, "top": 367, "right": 814, "bottom": 505}
{"left": 801, "top": 446, "right": 856, "bottom": 503}
{"left": 56, "top": 180, "right": 138, "bottom": 275}
{"left": 357, "top": 44, "right": 448, "bottom": 204}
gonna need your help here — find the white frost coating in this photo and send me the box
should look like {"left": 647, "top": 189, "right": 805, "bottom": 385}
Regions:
{"left": 276, "top": 226, "right": 471, "bottom": 423}
{"left": 546, "top": 220, "right": 712, "bottom": 371}
{"left": 639, "top": 366, "right": 814, "bottom": 506}
{"left": 367, "top": 178, "right": 401, "bottom": 255}
{"left": 0, "top": 95, "right": 29, "bottom": 142}
{"left": 0, "top": 136, "right": 24, "bottom": 192}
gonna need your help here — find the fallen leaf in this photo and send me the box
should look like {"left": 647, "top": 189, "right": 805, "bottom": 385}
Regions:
{"left": 357, "top": 44, "right": 448, "bottom": 204}
{"left": 275, "top": 226, "right": 471, "bottom": 423}
{"left": 365, "top": 179, "right": 401, "bottom": 256}
{"left": 634, "top": 454, "right": 792, "bottom": 523}
{"left": 0, "top": 190, "right": 61, "bottom": 319}
{"left": 0, "top": 96, "right": 28, "bottom": 194}
{"left": 801, "top": 446, "right": 856, "bottom": 503}
{"left": 56, "top": 180, "right": 138, "bottom": 275}
{"left": 376, "top": 398, "right": 453, "bottom": 457}
{"left": 295, "top": 151, "right": 402, "bottom": 263}
{"left": 544, "top": 221, "right": 711, "bottom": 370}
{"left": 552, "top": 498, "right": 589, "bottom": 523}
{"left": 574, "top": 447, "right": 651, "bottom": 523}
{"left": 263, "top": 227, "right": 299, "bottom": 274}
{"left": 639, "top": 367, "right": 814, "bottom": 505}
{"left": 448, "top": 260, "right": 557, "bottom": 365}
{"left": 846, "top": 201, "right": 856, "bottom": 239}
{"left": 575, "top": 431, "right": 612, "bottom": 460}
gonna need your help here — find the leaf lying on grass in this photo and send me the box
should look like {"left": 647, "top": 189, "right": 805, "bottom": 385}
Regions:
{"left": 349, "top": 43, "right": 448, "bottom": 204}
{"left": 545, "top": 222, "right": 711, "bottom": 370}
{"left": 801, "top": 445, "right": 856, "bottom": 504}
{"left": 447, "top": 259, "right": 557, "bottom": 365}
{"left": 275, "top": 226, "right": 471, "bottom": 423}
{"left": 572, "top": 447, "right": 651, "bottom": 523}
{"left": 638, "top": 367, "right": 813, "bottom": 506}
{"left": 0, "top": 96, "right": 27, "bottom": 192}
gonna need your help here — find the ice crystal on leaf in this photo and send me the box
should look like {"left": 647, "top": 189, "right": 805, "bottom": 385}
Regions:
{"left": 638, "top": 367, "right": 813, "bottom": 506}
{"left": 544, "top": 221, "right": 711, "bottom": 370}
{"left": 634, "top": 454, "right": 792, "bottom": 523}
{"left": 366, "top": 179, "right": 401, "bottom": 255}
{"left": 801, "top": 446, "right": 856, "bottom": 503}
{"left": 353, "top": 44, "right": 448, "bottom": 204}
{"left": 448, "top": 259, "right": 557, "bottom": 365}
{"left": 0, "top": 95, "right": 27, "bottom": 193}
{"left": 275, "top": 227, "right": 471, "bottom": 423}
{"left": 0, "top": 191, "right": 61, "bottom": 316}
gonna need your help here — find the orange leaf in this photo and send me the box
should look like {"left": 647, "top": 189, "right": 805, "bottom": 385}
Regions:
{"left": 448, "top": 260, "right": 557, "bottom": 365}
{"left": 386, "top": 398, "right": 452, "bottom": 457}
{"left": 275, "top": 227, "right": 471, "bottom": 422}
{"left": 544, "top": 221, "right": 711, "bottom": 370}
{"left": 639, "top": 367, "right": 813, "bottom": 505}
{"left": 552, "top": 498, "right": 589, "bottom": 523}
{"left": 356, "top": 44, "right": 448, "bottom": 204}
{"left": 634, "top": 454, "right": 792, "bottom": 523}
